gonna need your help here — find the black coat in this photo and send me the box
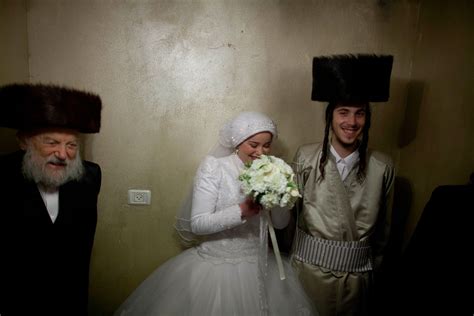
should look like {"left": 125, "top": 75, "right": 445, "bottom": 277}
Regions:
{"left": 0, "top": 151, "right": 101, "bottom": 316}
{"left": 380, "top": 183, "right": 474, "bottom": 316}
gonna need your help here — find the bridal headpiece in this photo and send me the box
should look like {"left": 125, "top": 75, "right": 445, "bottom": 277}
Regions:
{"left": 218, "top": 111, "right": 277, "bottom": 150}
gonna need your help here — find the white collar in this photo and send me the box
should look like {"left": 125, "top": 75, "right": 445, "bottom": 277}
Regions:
{"left": 330, "top": 145, "right": 359, "bottom": 165}
{"left": 37, "top": 185, "right": 59, "bottom": 223}
{"left": 330, "top": 145, "right": 359, "bottom": 181}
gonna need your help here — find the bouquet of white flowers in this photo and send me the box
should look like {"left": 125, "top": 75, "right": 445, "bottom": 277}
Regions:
{"left": 239, "top": 154, "right": 301, "bottom": 210}
{"left": 238, "top": 154, "right": 301, "bottom": 280}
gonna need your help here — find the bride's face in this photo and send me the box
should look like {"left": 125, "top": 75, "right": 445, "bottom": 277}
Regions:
{"left": 236, "top": 132, "right": 273, "bottom": 163}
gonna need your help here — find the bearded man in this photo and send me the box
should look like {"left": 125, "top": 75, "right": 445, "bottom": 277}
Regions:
{"left": 0, "top": 83, "right": 102, "bottom": 316}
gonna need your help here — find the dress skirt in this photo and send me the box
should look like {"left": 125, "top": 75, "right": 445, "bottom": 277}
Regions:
{"left": 114, "top": 247, "right": 316, "bottom": 316}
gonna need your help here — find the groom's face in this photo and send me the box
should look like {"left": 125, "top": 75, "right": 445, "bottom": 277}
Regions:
{"left": 331, "top": 103, "right": 366, "bottom": 153}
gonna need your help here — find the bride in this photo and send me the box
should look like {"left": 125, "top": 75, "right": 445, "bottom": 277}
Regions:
{"left": 114, "top": 111, "right": 317, "bottom": 316}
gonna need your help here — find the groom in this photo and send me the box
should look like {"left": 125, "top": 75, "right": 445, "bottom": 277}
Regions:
{"left": 291, "top": 54, "right": 395, "bottom": 316}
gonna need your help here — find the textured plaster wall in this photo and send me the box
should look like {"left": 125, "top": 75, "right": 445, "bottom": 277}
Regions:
{"left": 2, "top": 0, "right": 446, "bottom": 314}
{"left": 0, "top": 0, "right": 28, "bottom": 154}
{"left": 397, "top": 0, "right": 474, "bottom": 243}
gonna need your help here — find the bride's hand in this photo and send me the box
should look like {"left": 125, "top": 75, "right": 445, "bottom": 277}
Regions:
{"left": 240, "top": 197, "right": 262, "bottom": 219}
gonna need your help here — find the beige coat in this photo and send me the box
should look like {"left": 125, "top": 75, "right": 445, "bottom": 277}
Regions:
{"left": 291, "top": 143, "right": 394, "bottom": 316}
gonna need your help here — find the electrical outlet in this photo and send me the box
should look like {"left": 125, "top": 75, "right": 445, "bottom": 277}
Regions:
{"left": 128, "top": 189, "right": 151, "bottom": 205}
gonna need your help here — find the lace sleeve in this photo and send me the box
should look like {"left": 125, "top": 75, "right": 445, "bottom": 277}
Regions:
{"left": 190, "top": 156, "right": 244, "bottom": 235}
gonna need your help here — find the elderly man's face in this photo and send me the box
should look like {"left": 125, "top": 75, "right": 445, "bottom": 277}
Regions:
{"left": 29, "top": 130, "right": 78, "bottom": 164}
{"left": 20, "top": 129, "right": 84, "bottom": 188}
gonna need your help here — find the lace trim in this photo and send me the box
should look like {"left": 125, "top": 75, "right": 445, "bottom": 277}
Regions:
{"left": 195, "top": 248, "right": 258, "bottom": 265}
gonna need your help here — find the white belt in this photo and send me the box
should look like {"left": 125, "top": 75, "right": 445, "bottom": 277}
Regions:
{"left": 293, "top": 228, "right": 373, "bottom": 272}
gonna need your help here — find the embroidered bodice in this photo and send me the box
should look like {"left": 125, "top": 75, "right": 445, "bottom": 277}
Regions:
{"left": 190, "top": 154, "right": 260, "bottom": 262}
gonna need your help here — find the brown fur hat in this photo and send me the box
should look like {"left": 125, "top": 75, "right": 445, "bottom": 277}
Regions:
{"left": 311, "top": 54, "right": 393, "bottom": 103}
{"left": 0, "top": 83, "right": 102, "bottom": 133}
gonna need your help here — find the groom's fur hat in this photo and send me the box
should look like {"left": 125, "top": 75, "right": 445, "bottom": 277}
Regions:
{"left": 0, "top": 83, "right": 102, "bottom": 133}
{"left": 311, "top": 54, "right": 393, "bottom": 103}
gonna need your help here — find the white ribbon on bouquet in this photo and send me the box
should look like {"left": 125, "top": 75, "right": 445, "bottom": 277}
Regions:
{"left": 265, "top": 210, "right": 286, "bottom": 280}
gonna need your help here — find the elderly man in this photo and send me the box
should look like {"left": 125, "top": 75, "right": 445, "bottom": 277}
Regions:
{"left": 0, "top": 83, "right": 102, "bottom": 315}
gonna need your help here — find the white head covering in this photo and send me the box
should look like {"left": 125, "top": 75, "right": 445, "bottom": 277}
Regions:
{"left": 208, "top": 111, "right": 278, "bottom": 158}
{"left": 175, "top": 111, "right": 278, "bottom": 245}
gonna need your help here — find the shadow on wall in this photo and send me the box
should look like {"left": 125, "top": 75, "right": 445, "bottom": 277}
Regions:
{"left": 398, "top": 80, "right": 425, "bottom": 148}
{"left": 372, "top": 79, "right": 423, "bottom": 315}
{"left": 377, "top": 78, "right": 426, "bottom": 262}
{"left": 386, "top": 79, "right": 426, "bottom": 253}
{"left": 0, "top": 128, "right": 19, "bottom": 155}
{"left": 82, "top": 134, "right": 99, "bottom": 163}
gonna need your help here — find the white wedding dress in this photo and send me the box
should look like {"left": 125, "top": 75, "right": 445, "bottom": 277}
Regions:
{"left": 115, "top": 154, "right": 317, "bottom": 316}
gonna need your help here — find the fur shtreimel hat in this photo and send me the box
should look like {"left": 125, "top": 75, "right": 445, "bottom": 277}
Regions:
{"left": 0, "top": 83, "right": 102, "bottom": 133}
{"left": 311, "top": 54, "right": 393, "bottom": 103}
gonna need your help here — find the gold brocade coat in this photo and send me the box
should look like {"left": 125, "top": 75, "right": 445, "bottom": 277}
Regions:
{"left": 291, "top": 143, "right": 395, "bottom": 316}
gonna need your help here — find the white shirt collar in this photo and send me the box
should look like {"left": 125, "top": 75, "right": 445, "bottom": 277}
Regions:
{"left": 38, "top": 185, "right": 59, "bottom": 223}
{"left": 330, "top": 145, "right": 360, "bottom": 181}
{"left": 330, "top": 145, "right": 359, "bottom": 164}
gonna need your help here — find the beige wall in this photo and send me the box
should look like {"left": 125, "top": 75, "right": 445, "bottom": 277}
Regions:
{"left": 2, "top": 0, "right": 472, "bottom": 315}
{"left": 397, "top": 0, "right": 474, "bottom": 243}
{"left": 0, "top": 0, "right": 28, "bottom": 154}
{"left": 23, "top": 2, "right": 420, "bottom": 314}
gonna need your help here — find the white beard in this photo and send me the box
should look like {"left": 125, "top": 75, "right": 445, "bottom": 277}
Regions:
{"left": 22, "top": 146, "right": 85, "bottom": 189}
